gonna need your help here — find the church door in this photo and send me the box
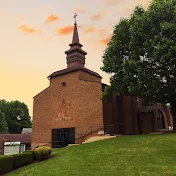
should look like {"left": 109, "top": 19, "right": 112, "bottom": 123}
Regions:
{"left": 63, "top": 129, "right": 69, "bottom": 146}
{"left": 52, "top": 128, "right": 75, "bottom": 148}
{"left": 52, "top": 129, "right": 63, "bottom": 148}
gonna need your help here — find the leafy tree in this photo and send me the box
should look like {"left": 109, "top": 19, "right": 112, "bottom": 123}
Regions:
{"left": 0, "top": 100, "right": 32, "bottom": 133}
{"left": 0, "top": 109, "right": 8, "bottom": 133}
{"left": 102, "top": 0, "right": 176, "bottom": 128}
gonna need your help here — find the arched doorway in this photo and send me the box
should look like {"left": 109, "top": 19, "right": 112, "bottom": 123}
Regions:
{"left": 157, "top": 110, "right": 166, "bottom": 130}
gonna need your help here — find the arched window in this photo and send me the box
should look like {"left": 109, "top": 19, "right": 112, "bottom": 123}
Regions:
{"left": 157, "top": 110, "right": 166, "bottom": 129}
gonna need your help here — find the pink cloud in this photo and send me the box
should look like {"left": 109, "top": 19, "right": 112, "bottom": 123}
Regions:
{"left": 99, "top": 34, "right": 112, "bottom": 45}
{"left": 45, "top": 14, "right": 60, "bottom": 24}
{"left": 84, "top": 26, "right": 96, "bottom": 33}
{"left": 74, "top": 6, "right": 86, "bottom": 13}
{"left": 18, "top": 24, "right": 42, "bottom": 34}
{"left": 55, "top": 26, "right": 74, "bottom": 35}
{"left": 90, "top": 11, "right": 106, "bottom": 21}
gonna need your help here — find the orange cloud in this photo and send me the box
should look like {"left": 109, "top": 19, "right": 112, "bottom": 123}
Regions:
{"left": 99, "top": 34, "right": 112, "bottom": 45}
{"left": 84, "top": 26, "right": 95, "bottom": 33}
{"left": 90, "top": 11, "right": 106, "bottom": 21}
{"left": 18, "top": 25, "right": 41, "bottom": 34}
{"left": 55, "top": 26, "right": 74, "bottom": 35}
{"left": 74, "top": 6, "right": 86, "bottom": 13}
{"left": 45, "top": 14, "right": 59, "bottom": 24}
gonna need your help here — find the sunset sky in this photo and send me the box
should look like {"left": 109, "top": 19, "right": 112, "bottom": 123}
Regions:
{"left": 0, "top": 0, "right": 151, "bottom": 117}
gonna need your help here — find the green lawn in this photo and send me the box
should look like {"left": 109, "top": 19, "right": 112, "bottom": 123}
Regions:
{"left": 7, "top": 133, "right": 176, "bottom": 176}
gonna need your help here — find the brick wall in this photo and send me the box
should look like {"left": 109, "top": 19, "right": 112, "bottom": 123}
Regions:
{"left": 32, "top": 70, "right": 103, "bottom": 147}
{"left": 102, "top": 91, "right": 139, "bottom": 135}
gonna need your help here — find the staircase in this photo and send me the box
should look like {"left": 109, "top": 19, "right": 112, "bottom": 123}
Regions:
{"left": 68, "top": 125, "right": 121, "bottom": 147}
{"left": 68, "top": 135, "right": 118, "bottom": 146}
{"left": 82, "top": 135, "right": 117, "bottom": 144}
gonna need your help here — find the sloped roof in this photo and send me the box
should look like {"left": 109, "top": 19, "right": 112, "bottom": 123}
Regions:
{"left": 48, "top": 65, "right": 102, "bottom": 79}
{"left": 0, "top": 134, "right": 31, "bottom": 144}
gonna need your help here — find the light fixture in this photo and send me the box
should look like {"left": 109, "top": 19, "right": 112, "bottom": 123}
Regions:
{"left": 61, "top": 82, "right": 65, "bottom": 86}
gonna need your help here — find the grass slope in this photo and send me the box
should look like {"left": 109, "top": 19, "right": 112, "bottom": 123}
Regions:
{"left": 7, "top": 134, "right": 176, "bottom": 176}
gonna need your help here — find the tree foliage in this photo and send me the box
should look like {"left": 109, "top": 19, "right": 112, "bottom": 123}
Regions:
{"left": 0, "top": 109, "right": 8, "bottom": 134}
{"left": 102, "top": 0, "right": 176, "bottom": 126}
{"left": 0, "top": 100, "right": 32, "bottom": 133}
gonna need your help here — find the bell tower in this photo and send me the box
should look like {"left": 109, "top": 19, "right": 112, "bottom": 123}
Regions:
{"left": 65, "top": 13, "right": 87, "bottom": 68}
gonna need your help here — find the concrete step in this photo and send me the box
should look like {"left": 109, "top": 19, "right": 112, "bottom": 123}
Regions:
{"left": 83, "top": 135, "right": 117, "bottom": 144}
{"left": 67, "top": 144, "right": 79, "bottom": 147}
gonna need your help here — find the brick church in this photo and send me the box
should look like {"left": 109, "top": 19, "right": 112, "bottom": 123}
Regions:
{"left": 32, "top": 17, "right": 172, "bottom": 148}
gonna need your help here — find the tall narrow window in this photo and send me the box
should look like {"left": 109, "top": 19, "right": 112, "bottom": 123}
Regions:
{"left": 116, "top": 96, "right": 120, "bottom": 104}
{"left": 157, "top": 110, "right": 166, "bottom": 129}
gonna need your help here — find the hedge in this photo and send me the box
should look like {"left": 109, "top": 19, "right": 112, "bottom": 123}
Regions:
{"left": 34, "top": 146, "right": 52, "bottom": 160}
{"left": 0, "top": 148, "right": 52, "bottom": 174}
{"left": 0, "top": 155, "right": 14, "bottom": 174}
{"left": 13, "top": 152, "right": 33, "bottom": 169}
{"left": 23, "top": 150, "right": 36, "bottom": 161}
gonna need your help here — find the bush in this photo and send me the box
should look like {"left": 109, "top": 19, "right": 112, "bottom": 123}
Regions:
{"left": 34, "top": 146, "right": 52, "bottom": 160}
{"left": 0, "top": 155, "right": 14, "bottom": 174}
{"left": 13, "top": 152, "right": 33, "bottom": 169}
{"left": 23, "top": 150, "right": 36, "bottom": 161}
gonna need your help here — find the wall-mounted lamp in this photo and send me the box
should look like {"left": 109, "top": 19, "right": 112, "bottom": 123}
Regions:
{"left": 61, "top": 82, "right": 66, "bottom": 86}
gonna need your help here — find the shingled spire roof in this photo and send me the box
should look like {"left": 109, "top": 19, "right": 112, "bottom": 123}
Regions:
{"left": 72, "top": 22, "right": 80, "bottom": 44}
{"left": 65, "top": 14, "right": 87, "bottom": 68}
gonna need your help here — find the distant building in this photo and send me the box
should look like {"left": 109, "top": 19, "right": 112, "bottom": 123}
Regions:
{"left": 0, "top": 134, "right": 31, "bottom": 153}
{"left": 21, "top": 128, "right": 32, "bottom": 134}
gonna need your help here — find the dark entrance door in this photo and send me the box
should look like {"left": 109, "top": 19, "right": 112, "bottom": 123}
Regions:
{"left": 138, "top": 112, "right": 155, "bottom": 134}
{"left": 63, "top": 129, "right": 69, "bottom": 146}
{"left": 52, "top": 128, "right": 75, "bottom": 148}
{"left": 157, "top": 110, "right": 166, "bottom": 130}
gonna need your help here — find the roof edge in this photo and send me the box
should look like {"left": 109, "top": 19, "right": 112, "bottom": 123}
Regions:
{"left": 48, "top": 66, "right": 102, "bottom": 79}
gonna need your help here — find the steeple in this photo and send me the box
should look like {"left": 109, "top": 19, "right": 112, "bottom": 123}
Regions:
{"left": 65, "top": 13, "right": 87, "bottom": 68}
{"left": 71, "top": 13, "right": 79, "bottom": 43}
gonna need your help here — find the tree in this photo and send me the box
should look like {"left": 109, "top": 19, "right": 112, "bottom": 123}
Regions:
{"left": 102, "top": 0, "right": 176, "bottom": 128}
{"left": 0, "top": 100, "right": 32, "bottom": 133}
{"left": 0, "top": 109, "right": 8, "bottom": 133}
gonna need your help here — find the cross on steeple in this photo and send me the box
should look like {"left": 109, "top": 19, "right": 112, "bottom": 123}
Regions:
{"left": 73, "top": 13, "right": 78, "bottom": 24}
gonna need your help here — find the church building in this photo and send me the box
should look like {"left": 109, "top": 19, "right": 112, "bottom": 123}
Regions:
{"left": 32, "top": 16, "right": 172, "bottom": 148}
{"left": 32, "top": 18, "right": 104, "bottom": 148}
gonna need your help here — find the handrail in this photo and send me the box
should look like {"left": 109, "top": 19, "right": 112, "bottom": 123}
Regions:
{"left": 32, "top": 123, "right": 123, "bottom": 149}
{"left": 75, "top": 123, "right": 123, "bottom": 143}
{"left": 75, "top": 126, "right": 104, "bottom": 143}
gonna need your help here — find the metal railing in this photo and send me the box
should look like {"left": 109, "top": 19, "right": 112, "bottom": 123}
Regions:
{"left": 32, "top": 123, "right": 123, "bottom": 149}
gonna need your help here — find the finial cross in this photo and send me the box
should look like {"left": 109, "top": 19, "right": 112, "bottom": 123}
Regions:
{"left": 73, "top": 13, "right": 78, "bottom": 24}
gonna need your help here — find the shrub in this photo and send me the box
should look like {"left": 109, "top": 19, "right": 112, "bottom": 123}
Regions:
{"left": 13, "top": 152, "right": 33, "bottom": 169}
{"left": 34, "top": 146, "right": 52, "bottom": 160}
{"left": 23, "top": 150, "right": 36, "bottom": 161}
{"left": 0, "top": 155, "right": 14, "bottom": 174}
